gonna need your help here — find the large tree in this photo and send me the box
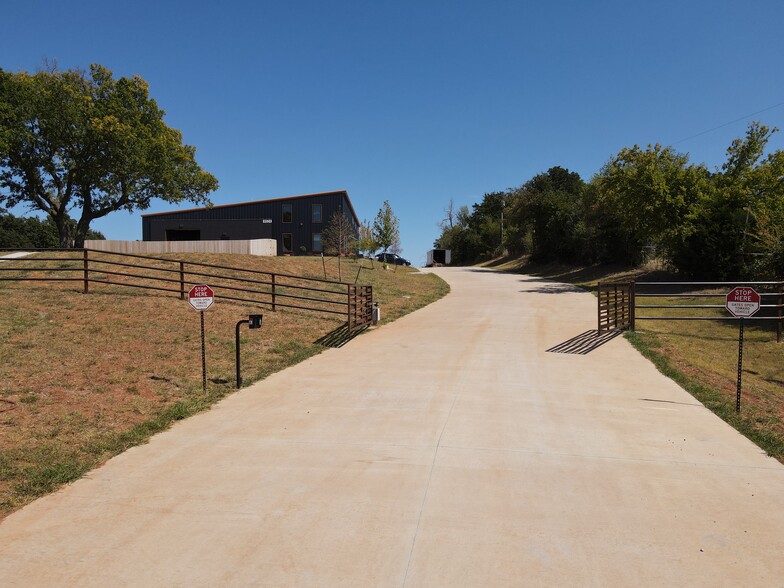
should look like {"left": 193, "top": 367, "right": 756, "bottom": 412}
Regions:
{"left": 0, "top": 209, "right": 104, "bottom": 248}
{"left": 0, "top": 64, "right": 218, "bottom": 247}
{"left": 506, "top": 168, "right": 586, "bottom": 262}
{"left": 671, "top": 122, "right": 784, "bottom": 279}
{"left": 592, "top": 143, "right": 710, "bottom": 263}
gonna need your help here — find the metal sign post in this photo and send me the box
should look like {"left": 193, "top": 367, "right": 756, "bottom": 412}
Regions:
{"left": 188, "top": 285, "right": 215, "bottom": 394}
{"left": 200, "top": 310, "right": 207, "bottom": 394}
{"left": 726, "top": 287, "right": 761, "bottom": 413}
{"left": 736, "top": 318, "right": 744, "bottom": 413}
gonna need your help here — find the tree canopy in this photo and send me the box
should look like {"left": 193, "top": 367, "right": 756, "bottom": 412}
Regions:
{"left": 0, "top": 64, "right": 218, "bottom": 247}
{"left": 0, "top": 209, "right": 104, "bottom": 248}
{"left": 434, "top": 122, "right": 784, "bottom": 279}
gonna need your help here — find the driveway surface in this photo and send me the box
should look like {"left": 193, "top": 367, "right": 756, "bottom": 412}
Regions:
{"left": 1, "top": 267, "right": 783, "bottom": 586}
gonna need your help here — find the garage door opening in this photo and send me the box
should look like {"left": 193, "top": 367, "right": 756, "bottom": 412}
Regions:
{"left": 166, "top": 229, "right": 201, "bottom": 241}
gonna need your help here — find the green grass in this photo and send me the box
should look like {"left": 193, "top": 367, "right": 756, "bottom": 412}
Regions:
{"left": 626, "top": 330, "right": 784, "bottom": 460}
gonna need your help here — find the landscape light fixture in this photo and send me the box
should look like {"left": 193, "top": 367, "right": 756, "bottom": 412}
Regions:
{"left": 235, "top": 314, "right": 263, "bottom": 388}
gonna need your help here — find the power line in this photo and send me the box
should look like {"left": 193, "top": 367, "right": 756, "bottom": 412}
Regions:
{"left": 671, "top": 100, "right": 784, "bottom": 146}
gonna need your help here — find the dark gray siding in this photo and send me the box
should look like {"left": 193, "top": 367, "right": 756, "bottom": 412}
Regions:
{"left": 142, "top": 192, "right": 359, "bottom": 256}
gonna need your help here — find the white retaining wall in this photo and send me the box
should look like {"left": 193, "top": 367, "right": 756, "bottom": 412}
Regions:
{"left": 84, "top": 239, "right": 277, "bottom": 256}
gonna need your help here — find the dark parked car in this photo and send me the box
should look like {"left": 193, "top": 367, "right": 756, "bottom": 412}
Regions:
{"left": 375, "top": 252, "right": 411, "bottom": 266}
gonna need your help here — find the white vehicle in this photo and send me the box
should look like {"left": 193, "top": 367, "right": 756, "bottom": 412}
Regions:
{"left": 426, "top": 249, "right": 451, "bottom": 267}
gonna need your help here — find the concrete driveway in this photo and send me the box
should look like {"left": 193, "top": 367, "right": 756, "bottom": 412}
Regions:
{"left": 1, "top": 267, "right": 783, "bottom": 586}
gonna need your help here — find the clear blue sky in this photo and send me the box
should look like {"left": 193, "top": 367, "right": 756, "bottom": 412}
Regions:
{"left": 3, "top": 0, "right": 784, "bottom": 265}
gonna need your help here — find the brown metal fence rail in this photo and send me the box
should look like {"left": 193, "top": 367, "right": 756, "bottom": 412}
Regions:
{"left": 597, "top": 280, "right": 784, "bottom": 342}
{"left": 635, "top": 281, "right": 783, "bottom": 343}
{"left": 0, "top": 248, "right": 374, "bottom": 330}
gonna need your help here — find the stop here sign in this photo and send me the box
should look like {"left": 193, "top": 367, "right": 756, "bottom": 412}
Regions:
{"left": 188, "top": 284, "right": 214, "bottom": 311}
{"left": 726, "top": 287, "right": 760, "bottom": 318}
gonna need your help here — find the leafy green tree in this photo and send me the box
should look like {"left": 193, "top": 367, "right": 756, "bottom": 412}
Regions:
{"left": 434, "top": 204, "right": 469, "bottom": 263}
{"left": 580, "top": 182, "right": 643, "bottom": 265}
{"left": 373, "top": 200, "right": 400, "bottom": 255}
{"left": 0, "top": 210, "right": 104, "bottom": 248}
{"left": 671, "top": 122, "right": 784, "bottom": 279}
{"left": 0, "top": 64, "right": 218, "bottom": 247}
{"left": 431, "top": 121, "right": 784, "bottom": 277}
{"left": 468, "top": 191, "right": 506, "bottom": 258}
{"left": 754, "top": 208, "right": 784, "bottom": 278}
{"left": 592, "top": 144, "right": 709, "bottom": 263}
{"left": 354, "top": 219, "right": 377, "bottom": 259}
{"left": 506, "top": 167, "right": 587, "bottom": 262}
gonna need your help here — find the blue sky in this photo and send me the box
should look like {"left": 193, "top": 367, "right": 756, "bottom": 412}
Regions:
{"left": 3, "top": 0, "right": 784, "bottom": 265}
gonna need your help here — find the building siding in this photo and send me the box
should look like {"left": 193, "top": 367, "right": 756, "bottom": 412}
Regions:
{"left": 142, "top": 191, "right": 359, "bottom": 256}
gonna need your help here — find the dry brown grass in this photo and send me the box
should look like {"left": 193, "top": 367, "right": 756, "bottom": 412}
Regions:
{"left": 0, "top": 253, "right": 449, "bottom": 519}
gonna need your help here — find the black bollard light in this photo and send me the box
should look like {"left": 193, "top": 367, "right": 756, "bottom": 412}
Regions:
{"left": 236, "top": 314, "right": 263, "bottom": 388}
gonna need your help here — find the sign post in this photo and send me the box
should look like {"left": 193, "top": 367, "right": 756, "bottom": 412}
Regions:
{"left": 725, "top": 287, "right": 761, "bottom": 412}
{"left": 188, "top": 285, "right": 215, "bottom": 393}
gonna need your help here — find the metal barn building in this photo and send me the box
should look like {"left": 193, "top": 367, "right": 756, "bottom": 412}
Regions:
{"left": 141, "top": 190, "right": 360, "bottom": 256}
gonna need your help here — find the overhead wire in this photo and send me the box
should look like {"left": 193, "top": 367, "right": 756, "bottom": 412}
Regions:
{"left": 671, "top": 100, "right": 784, "bottom": 146}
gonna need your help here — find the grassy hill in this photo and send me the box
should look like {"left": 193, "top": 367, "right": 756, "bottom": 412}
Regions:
{"left": 0, "top": 254, "right": 449, "bottom": 519}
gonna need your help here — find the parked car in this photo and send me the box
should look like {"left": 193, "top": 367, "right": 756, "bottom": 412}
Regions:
{"left": 375, "top": 252, "right": 411, "bottom": 266}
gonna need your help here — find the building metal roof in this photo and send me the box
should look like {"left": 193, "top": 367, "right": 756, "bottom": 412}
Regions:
{"left": 141, "top": 190, "right": 360, "bottom": 226}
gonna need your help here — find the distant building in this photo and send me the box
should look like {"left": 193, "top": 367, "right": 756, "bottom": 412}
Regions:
{"left": 141, "top": 190, "right": 359, "bottom": 256}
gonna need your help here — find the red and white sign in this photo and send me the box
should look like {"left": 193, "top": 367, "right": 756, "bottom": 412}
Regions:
{"left": 726, "top": 287, "right": 760, "bottom": 318}
{"left": 188, "top": 284, "right": 214, "bottom": 311}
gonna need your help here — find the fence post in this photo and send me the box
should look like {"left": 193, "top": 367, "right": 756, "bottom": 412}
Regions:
{"left": 347, "top": 285, "right": 352, "bottom": 330}
{"left": 597, "top": 283, "right": 602, "bottom": 332}
{"left": 630, "top": 281, "right": 636, "bottom": 331}
{"left": 777, "top": 282, "right": 782, "bottom": 344}
{"left": 83, "top": 249, "right": 89, "bottom": 294}
{"left": 621, "top": 285, "right": 627, "bottom": 328}
{"left": 367, "top": 285, "right": 373, "bottom": 325}
{"left": 179, "top": 261, "right": 185, "bottom": 300}
{"left": 271, "top": 274, "right": 276, "bottom": 311}
{"left": 613, "top": 284, "right": 618, "bottom": 331}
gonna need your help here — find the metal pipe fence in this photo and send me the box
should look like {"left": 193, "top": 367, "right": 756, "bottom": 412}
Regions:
{"left": 597, "top": 279, "right": 783, "bottom": 342}
{"left": 0, "top": 248, "right": 374, "bottom": 329}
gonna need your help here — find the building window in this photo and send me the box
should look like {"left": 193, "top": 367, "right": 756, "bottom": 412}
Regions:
{"left": 312, "top": 204, "right": 322, "bottom": 223}
{"left": 282, "top": 204, "right": 292, "bottom": 223}
{"left": 282, "top": 233, "right": 293, "bottom": 253}
{"left": 312, "top": 233, "right": 322, "bottom": 252}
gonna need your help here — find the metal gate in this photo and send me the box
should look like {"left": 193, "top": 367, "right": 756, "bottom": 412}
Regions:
{"left": 597, "top": 280, "right": 783, "bottom": 342}
{"left": 597, "top": 282, "right": 635, "bottom": 332}
{"left": 347, "top": 285, "right": 373, "bottom": 332}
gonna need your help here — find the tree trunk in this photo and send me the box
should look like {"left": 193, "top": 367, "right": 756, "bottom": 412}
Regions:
{"left": 54, "top": 214, "right": 72, "bottom": 249}
{"left": 74, "top": 216, "right": 93, "bottom": 249}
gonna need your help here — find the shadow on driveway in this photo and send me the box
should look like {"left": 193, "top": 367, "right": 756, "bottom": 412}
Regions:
{"left": 546, "top": 329, "right": 623, "bottom": 355}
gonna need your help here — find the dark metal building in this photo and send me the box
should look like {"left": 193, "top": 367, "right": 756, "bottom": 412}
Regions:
{"left": 141, "top": 190, "right": 360, "bottom": 256}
